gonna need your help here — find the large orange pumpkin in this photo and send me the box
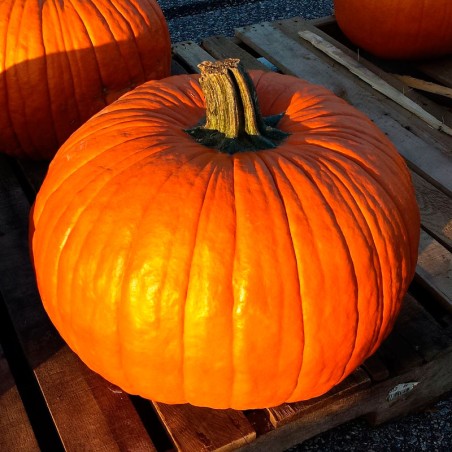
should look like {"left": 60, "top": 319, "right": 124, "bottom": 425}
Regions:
{"left": 30, "top": 59, "right": 420, "bottom": 409}
{"left": 334, "top": 0, "right": 452, "bottom": 59}
{"left": 0, "top": 0, "right": 171, "bottom": 160}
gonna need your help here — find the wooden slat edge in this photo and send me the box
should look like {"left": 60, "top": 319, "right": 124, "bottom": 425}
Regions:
{"left": 153, "top": 402, "right": 256, "bottom": 451}
{"left": 172, "top": 41, "right": 216, "bottom": 73}
{"left": 267, "top": 367, "right": 371, "bottom": 428}
{"left": 201, "top": 36, "right": 270, "bottom": 71}
{"left": 412, "top": 171, "right": 452, "bottom": 251}
{"left": 392, "top": 74, "right": 452, "bottom": 100}
{"left": 415, "top": 57, "right": 452, "bottom": 89}
{"left": 416, "top": 230, "right": 452, "bottom": 313}
{"left": 297, "top": 29, "right": 452, "bottom": 137}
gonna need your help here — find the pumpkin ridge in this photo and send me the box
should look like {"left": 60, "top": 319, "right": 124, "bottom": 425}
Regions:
{"left": 134, "top": 0, "right": 172, "bottom": 79}
{"left": 67, "top": 0, "right": 110, "bottom": 105}
{"left": 0, "top": 1, "right": 22, "bottom": 153}
{"left": 34, "top": 139, "right": 152, "bottom": 224}
{"left": 307, "top": 154, "right": 383, "bottom": 374}
{"left": 252, "top": 70, "right": 294, "bottom": 115}
{"left": 88, "top": 0, "right": 143, "bottom": 84}
{"left": 70, "top": 0, "right": 113, "bottom": 106}
{"left": 52, "top": 1, "right": 83, "bottom": 132}
{"left": 318, "top": 158, "right": 376, "bottom": 379}
{"left": 290, "top": 153, "right": 359, "bottom": 374}
{"left": 282, "top": 142, "right": 412, "bottom": 307}
{"left": 36, "top": 144, "right": 205, "bottom": 311}
{"left": 242, "top": 150, "right": 315, "bottom": 401}
{"left": 290, "top": 120, "right": 403, "bottom": 172}
{"left": 19, "top": 2, "right": 57, "bottom": 154}
{"left": 40, "top": 131, "right": 193, "bottom": 211}
{"left": 255, "top": 151, "right": 305, "bottom": 401}
{"left": 42, "top": 146, "right": 171, "bottom": 348}
{"left": 115, "top": 151, "right": 216, "bottom": 397}
{"left": 306, "top": 150, "right": 410, "bottom": 348}
{"left": 229, "top": 157, "right": 239, "bottom": 408}
{"left": 299, "top": 140, "right": 418, "bottom": 289}
{"left": 269, "top": 150, "right": 360, "bottom": 396}
{"left": 182, "top": 162, "right": 231, "bottom": 406}
{"left": 105, "top": 0, "right": 142, "bottom": 82}
{"left": 47, "top": 148, "right": 212, "bottom": 394}
{"left": 100, "top": 80, "right": 204, "bottom": 128}
{"left": 283, "top": 139, "right": 407, "bottom": 212}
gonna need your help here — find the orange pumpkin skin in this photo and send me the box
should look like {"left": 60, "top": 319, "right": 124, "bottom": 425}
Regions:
{"left": 0, "top": 0, "right": 170, "bottom": 160}
{"left": 334, "top": 0, "right": 452, "bottom": 59}
{"left": 31, "top": 70, "right": 420, "bottom": 409}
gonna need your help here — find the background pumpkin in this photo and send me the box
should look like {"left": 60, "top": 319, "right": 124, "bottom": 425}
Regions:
{"left": 0, "top": 0, "right": 171, "bottom": 160}
{"left": 30, "top": 60, "right": 420, "bottom": 409}
{"left": 334, "top": 0, "right": 452, "bottom": 60}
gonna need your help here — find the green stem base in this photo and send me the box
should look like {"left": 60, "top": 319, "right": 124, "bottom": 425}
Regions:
{"left": 185, "top": 59, "right": 289, "bottom": 155}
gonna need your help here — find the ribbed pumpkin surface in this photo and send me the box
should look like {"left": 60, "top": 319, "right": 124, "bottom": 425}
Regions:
{"left": 334, "top": 0, "right": 452, "bottom": 59}
{"left": 31, "top": 71, "right": 420, "bottom": 409}
{"left": 0, "top": 0, "right": 170, "bottom": 159}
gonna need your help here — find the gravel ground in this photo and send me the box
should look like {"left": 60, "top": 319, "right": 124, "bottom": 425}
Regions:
{"left": 158, "top": 0, "right": 334, "bottom": 43}
{"left": 156, "top": 1, "right": 452, "bottom": 450}
{"left": 285, "top": 398, "right": 452, "bottom": 452}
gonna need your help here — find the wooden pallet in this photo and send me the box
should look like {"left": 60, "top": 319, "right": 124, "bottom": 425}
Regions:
{"left": 1, "top": 16, "right": 451, "bottom": 452}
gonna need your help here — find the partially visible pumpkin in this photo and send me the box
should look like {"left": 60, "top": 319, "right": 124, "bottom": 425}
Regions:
{"left": 30, "top": 59, "right": 420, "bottom": 409}
{"left": 0, "top": 0, "right": 171, "bottom": 160}
{"left": 334, "top": 0, "right": 452, "bottom": 59}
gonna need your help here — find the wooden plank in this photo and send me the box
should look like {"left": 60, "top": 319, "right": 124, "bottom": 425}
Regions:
{"left": 308, "top": 15, "right": 337, "bottom": 28}
{"left": 312, "top": 17, "right": 452, "bottom": 100}
{"left": 0, "top": 344, "right": 39, "bottom": 451}
{"left": 297, "top": 29, "right": 452, "bottom": 137}
{"left": 234, "top": 21, "right": 452, "bottom": 195}
{"left": 239, "top": 389, "right": 368, "bottom": 451}
{"left": 361, "top": 354, "right": 390, "bottom": 382}
{"left": 172, "top": 41, "right": 216, "bottom": 73}
{"left": 201, "top": 36, "right": 269, "bottom": 71}
{"left": 416, "top": 230, "right": 452, "bottom": 312}
{"left": 393, "top": 294, "right": 452, "bottom": 362}
{"left": 0, "top": 155, "right": 157, "bottom": 451}
{"left": 153, "top": 403, "right": 256, "bottom": 451}
{"left": 392, "top": 74, "right": 452, "bottom": 100}
{"left": 172, "top": 58, "right": 190, "bottom": 76}
{"left": 365, "top": 349, "right": 452, "bottom": 426}
{"left": 415, "top": 57, "right": 452, "bottom": 88}
{"left": 292, "top": 18, "right": 452, "bottom": 152}
{"left": 297, "top": 19, "right": 452, "bottom": 128}
{"left": 267, "top": 367, "right": 371, "bottom": 428}
{"left": 374, "top": 297, "right": 426, "bottom": 375}
{"left": 412, "top": 171, "right": 452, "bottom": 251}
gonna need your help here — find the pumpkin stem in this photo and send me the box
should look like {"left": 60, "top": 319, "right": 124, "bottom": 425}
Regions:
{"left": 185, "top": 58, "right": 289, "bottom": 154}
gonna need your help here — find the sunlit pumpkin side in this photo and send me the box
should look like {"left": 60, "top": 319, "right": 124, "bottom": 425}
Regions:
{"left": 30, "top": 59, "right": 420, "bottom": 409}
{"left": 0, "top": 0, "right": 171, "bottom": 160}
{"left": 334, "top": 0, "right": 452, "bottom": 59}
